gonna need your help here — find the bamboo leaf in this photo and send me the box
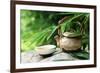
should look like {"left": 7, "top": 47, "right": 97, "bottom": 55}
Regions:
{"left": 70, "top": 51, "right": 89, "bottom": 59}
{"left": 60, "top": 14, "right": 83, "bottom": 33}
{"left": 47, "top": 26, "right": 58, "bottom": 40}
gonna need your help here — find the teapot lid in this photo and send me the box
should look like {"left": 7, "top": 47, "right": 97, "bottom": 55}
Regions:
{"left": 63, "top": 32, "right": 82, "bottom": 38}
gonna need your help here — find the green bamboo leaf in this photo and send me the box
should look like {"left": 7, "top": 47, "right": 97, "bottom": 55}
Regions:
{"left": 70, "top": 51, "right": 89, "bottom": 59}
{"left": 55, "top": 12, "right": 80, "bottom": 15}
{"left": 47, "top": 26, "right": 58, "bottom": 40}
{"left": 37, "top": 34, "right": 48, "bottom": 45}
{"left": 28, "top": 31, "right": 47, "bottom": 46}
{"left": 61, "top": 22, "right": 68, "bottom": 33}
{"left": 60, "top": 14, "right": 83, "bottom": 33}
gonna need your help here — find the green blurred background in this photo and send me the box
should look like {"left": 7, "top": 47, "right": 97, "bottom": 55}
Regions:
{"left": 20, "top": 10, "right": 89, "bottom": 59}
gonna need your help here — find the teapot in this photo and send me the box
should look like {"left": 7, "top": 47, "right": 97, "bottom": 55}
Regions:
{"left": 54, "top": 32, "right": 81, "bottom": 51}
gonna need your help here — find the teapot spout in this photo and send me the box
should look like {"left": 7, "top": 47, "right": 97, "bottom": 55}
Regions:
{"left": 54, "top": 35, "right": 60, "bottom": 47}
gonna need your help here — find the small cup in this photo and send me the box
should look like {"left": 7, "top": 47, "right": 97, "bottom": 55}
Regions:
{"left": 36, "top": 45, "right": 56, "bottom": 57}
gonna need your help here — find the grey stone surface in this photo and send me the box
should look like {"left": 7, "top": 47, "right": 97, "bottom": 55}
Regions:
{"left": 21, "top": 49, "right": 78, "bottom": 63}
{"left": 40, "top": 52, "right": 77, "bottom": 62}
{"left": 21, "top": 50, "right": 43, "bottom": 63}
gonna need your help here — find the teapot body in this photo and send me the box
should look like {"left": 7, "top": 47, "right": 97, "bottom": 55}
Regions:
{"left": 59, "top": 37, "right": 81, "bottom": 51}
{"left": 54, "top": 35, "right": 81, "bottom": 51}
